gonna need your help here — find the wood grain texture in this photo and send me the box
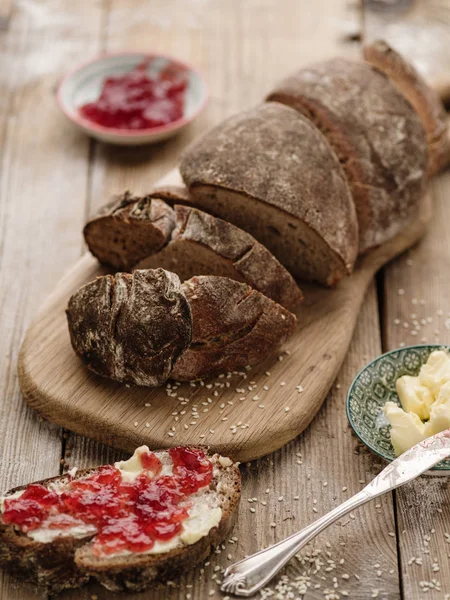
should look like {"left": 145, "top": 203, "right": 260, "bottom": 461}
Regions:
{"left": 364, "top": 1, "right": 450, "bottom": 596}
{"left": 1, "top": 0, "right": 448, "bottom": 599}
{"left": 363, "top": 0, "right": 450, "bottom": 103}
{"left": 61, "top": 3, "right": 401, "bottom": 598}
{"left": 17, "top": 166, "right": 431, "bottom": 462}
{"left": 382, "top": 172, "right": 450, "bottom": 599}
{"left": 0, "top": 1, "right": 104, "bottom": 599}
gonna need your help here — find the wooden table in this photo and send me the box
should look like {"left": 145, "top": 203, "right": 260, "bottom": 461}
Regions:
{"left": 1, "top": 1, "right": 449, "bottom": 598}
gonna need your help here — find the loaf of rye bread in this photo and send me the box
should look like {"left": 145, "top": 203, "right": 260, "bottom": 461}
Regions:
{"left": 67, "top": 270, "right": 296, "bottom": 384}
{"left": 363, "top": 40, "right": 450, "bottom": 176}
{"left": 66, "top": 269, "right": 192, "bottom": 386}
{"left": 84, "top": 192, "right": 176, "bottom": 270}
{"left": 266, "top": 58, "right": 428, "bottom": 253}
{"left": 179, "top": 102, "right": 359, "bottom": 286}
{"left": 135, "top": 204, "right": 303, "bottom": 311}
{"left": 0, "top": 450, "right": 241, "bottom": 594}
{"left": 171, "top": 275, "right": 297, "bottom": 381}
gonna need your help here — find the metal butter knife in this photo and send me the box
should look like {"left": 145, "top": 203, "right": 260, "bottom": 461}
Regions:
{"left": 221, "top": 430, "right": 450, "bottom": 597}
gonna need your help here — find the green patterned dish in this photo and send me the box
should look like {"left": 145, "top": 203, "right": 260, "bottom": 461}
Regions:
{"left": 346, "top": 345, "right": 450, "bottom": 474}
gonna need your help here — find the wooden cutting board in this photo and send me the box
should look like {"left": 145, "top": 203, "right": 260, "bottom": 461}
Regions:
{"left": 17, "top": 170, "right": 432, "bottom": 462}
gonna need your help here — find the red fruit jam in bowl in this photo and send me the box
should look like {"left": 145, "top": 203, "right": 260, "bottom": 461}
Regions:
{"left": 2, "top": 447, "right": 214, "bottom": 556}
{"left": 79, "top": 61, "right": 187, "bottom": 131}
{"left": 57, "top": 53, "right": 208, "bottom": 145}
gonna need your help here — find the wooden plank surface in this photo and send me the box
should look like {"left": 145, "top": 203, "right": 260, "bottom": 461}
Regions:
{"left": 64, "top": 1, "right": 402, "bottom": 598}
{"left": 382, "top": 173, "right": 450, "bottom": 599}
{"left": 0, "top": 1, "right": 449, "bottom": 599}
{"left": 0, "top": 1, "right": 104, "bottom": 599}
{"left": 364, "top": 3, "right": 450, "bottom": 599}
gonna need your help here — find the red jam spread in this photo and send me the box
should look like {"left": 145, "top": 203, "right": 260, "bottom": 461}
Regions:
{"left": 79, "top": 61, "right": 187, "bottom": 130}
{"left": 2, "top": 447, "right": 213, "bottom": 556}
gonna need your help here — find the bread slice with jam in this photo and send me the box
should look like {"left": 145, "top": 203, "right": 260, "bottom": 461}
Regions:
{"left": 0, "top": 446, "right": 241, "bottom": 594}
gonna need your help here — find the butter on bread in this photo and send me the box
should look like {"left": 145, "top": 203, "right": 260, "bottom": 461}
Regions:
{"left": 0, "top": 447, "right": 241, "bottom": 595}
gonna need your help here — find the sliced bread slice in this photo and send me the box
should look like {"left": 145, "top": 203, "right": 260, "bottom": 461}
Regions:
{"left": 136, "top": 204, "right": 303, "bottom": 311}
{"left": 0, "top": 446, "right": 241, "bottom": 594}
{"left": 363, "top": 40, "right": 450, "bottom": 176}
{"left": 66, "top": 269, "right": 192, "bottom": 386}
{"left": 179, "top": 102, "right": 358, "bottom": 286}
{"left": 84, "top": 191, "right": 176, "bottom": 270}
{"left": 267, "top": 58, "right": 428, "bottom": 253}
{"left": 171, "top": 275, "right": 297, "bottom": 381}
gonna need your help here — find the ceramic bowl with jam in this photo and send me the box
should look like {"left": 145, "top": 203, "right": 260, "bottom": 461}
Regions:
{"left": 57, "top": 52, "right": 209, "bottom": 145}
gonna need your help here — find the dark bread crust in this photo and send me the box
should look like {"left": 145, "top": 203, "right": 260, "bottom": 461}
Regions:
{"left": 66, "top": 269, "right": 192, "bottom": 386}
{"left": 363, "top": 40, "right": 450, "bottom": 176}
{"left": 267, "top": 58, "right": 428, "bottom": 253}
{"left": 0, "top": 453, "right": 241, "bottom": 595}
{"left": 180, "top": 102, "right": 358, "bottom": 285}
{"left": 137, "top": 204, "right": 303, "bottom": 311}
{"left": 172, "top": 275, "right": 297, "bottom": 381}
{"left": 84, "top": 192, "right": 176, "bottom": 270}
